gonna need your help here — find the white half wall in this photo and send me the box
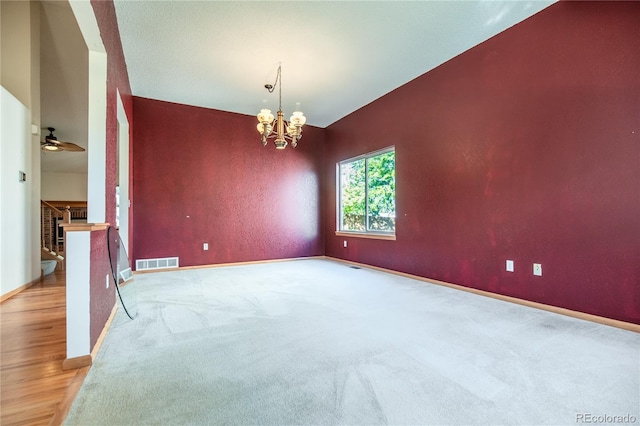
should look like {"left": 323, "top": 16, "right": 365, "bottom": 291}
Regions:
{"left": 41, "top": 172, "right": 88, "bottom": 201}
{"left": 65, "top": 230, "right": 91, "bottom": 358}
{"left": 1, "top": 86, "right": 38, "bottom": 296}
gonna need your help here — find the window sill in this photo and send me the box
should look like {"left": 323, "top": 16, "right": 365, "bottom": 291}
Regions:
{"left": 335, "top": 231, "right": 396, "bottom": 241}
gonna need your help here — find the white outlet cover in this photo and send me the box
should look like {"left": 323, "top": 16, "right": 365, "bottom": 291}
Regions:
{"left": 203, "top": 243, "right": 209, "bottom": 250}
{"left": 533, "top": 263, "right": 542, "bottom": 276}
{"left": 344, "top": 240, "right": 347, "bottom": 247}
{"left": 506, "top": 260, "right": 514, "bottom": 272}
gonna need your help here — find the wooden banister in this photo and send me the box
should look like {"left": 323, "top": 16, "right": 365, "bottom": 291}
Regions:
{"left": 43, "top": 200, "right": 88, "bottom": 208}
{"left": 41, "top": 200, "right": 64, "bottom": 215}
{"left": 63, "top": 206, "right": 71, "bottom": 224}
{"left": 40, "top": 201, "right": 73, "bottom": 267}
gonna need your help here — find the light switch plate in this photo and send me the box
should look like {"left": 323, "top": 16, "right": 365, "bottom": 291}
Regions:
{"left": 506, "top": 260, "right": 514, "bottom": 272}
{"left": 533, "top": 263, "right": 542, "bottom": 276}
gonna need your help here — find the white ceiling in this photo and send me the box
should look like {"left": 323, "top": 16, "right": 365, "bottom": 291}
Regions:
{"left": 40, "top": 0, "right": 555, "bottom": 174}
{"left": 114, "top": 0, "right": 555, "bottom": 128}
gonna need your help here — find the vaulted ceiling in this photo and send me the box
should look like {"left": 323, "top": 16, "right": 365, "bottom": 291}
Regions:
{"left": 113, "top": 1, "right": 555, "bottom": 128}
{"left": 40, "top": 0, "right": 555, "bottom": 173}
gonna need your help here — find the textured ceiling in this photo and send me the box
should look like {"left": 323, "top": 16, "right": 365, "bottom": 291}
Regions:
{"left": 114, "top": 1, "right": 555, "bottom": 128}
{"left": 40, "top": 0, "right": 555, "bottom": 173}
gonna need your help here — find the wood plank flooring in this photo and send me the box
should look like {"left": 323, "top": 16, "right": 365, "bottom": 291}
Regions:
{"left": 0, "top": 270, "right": 87, "bottom": 426}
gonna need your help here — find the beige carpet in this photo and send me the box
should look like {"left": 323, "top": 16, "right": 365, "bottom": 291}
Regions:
{"left": 65, "top": 258, "right": 639, "bottom": 425}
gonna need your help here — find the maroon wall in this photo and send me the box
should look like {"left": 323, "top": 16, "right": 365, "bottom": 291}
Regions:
{"left": 132, "top": 97, "right": 325, "bottom": 267}
{"left": 324, "top": 2, "right": 640, "bottom": 324}
{"left": 90, "top": 0, "right": 133, "bottom": 348}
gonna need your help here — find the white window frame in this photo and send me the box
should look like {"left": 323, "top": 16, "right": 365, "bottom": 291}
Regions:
{"left": 336, "top": 146, "right": 396, "bottom": 240}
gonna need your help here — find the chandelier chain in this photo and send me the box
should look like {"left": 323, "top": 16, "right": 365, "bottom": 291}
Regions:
{"left": 256, "top": 63, "right": 305, "bottom": 149}
{"left": 265, "top": 65, "right": 282, "bottom": 110}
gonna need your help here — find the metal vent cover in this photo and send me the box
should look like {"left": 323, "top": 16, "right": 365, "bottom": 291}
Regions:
{"left": 135, "top": 257, "right": 179, "bottom": 271}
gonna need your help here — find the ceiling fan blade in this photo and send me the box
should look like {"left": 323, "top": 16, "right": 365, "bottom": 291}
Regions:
{"left": 41, "top": 129, "right": 85, "bottom": 152}
{"left": 58, "top": 141, "right": 86, "bottom": 152}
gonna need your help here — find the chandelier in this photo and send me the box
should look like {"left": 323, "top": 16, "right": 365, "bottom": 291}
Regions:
{"left": 257, "top": 65, "right": 306, "bottom": 149}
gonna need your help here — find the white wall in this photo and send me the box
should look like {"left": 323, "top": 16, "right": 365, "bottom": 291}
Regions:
{"left": 41, "top": 172, "right": 88, "bottom": 201}
{"left": 1, "top": 87, "right": 36, "bottom": 296}
{"left": 0, "top": 1, "right": 41, "bottom": 298}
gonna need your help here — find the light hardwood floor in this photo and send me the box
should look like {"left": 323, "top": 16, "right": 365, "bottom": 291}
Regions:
{"left": 0, "top": 270, "right": 87, "bottom": 426}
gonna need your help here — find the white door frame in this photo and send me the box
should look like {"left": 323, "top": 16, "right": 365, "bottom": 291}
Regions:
{"left": 116, "top": 88, "right": 130, "bottom": 252}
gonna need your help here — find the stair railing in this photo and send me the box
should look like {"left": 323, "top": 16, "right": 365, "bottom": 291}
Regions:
{"left": 41, "top": 201, "right": 70, "bottom": 256}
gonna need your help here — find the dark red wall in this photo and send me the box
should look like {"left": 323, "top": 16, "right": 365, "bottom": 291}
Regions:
{"left": 131, "top": 97, "right": 325, "bottom": 267}
{"left": 90, "top": 0, "right": 133, "bottom": 348}
{"left": 324, "top": 2, "right": 640, "bottom": 324}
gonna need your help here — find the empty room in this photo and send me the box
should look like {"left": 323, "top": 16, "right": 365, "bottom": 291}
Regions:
{"left": 0, "top": 1, "right": 638, "bottom": 425}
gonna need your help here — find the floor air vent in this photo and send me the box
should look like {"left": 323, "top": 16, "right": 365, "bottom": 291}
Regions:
{"left": 136, "top": 257, "right": 179, "bottom": 271}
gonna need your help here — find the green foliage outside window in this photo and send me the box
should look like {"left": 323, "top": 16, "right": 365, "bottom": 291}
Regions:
{"left": 339, "top": 149, "right": 395, "bottom": 233}
{"left": 340, "top": 159, "right": 366, "bottom": 230}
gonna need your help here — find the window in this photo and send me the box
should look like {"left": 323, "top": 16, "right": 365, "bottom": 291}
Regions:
{"left": 337, "top": 147, "right": 395, "bottom": 237}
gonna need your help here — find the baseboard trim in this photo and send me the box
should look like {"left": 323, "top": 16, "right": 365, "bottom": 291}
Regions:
{"left": 0, "top": 274, "right": 43, "bottom": 303}
{"left": 133, "top": 255, "right": 326, "bottom": 274}
{"left": 62, "top": 355, "right": 92, "bottom": 371}
{"left": 62, "top": 302, "right": 118, "bottom": 371}
{"left": 323, "top": 256, "right": 640, "bottom": 333}
{"left": 91, "top": 302, "right": 118, "bottom": 360}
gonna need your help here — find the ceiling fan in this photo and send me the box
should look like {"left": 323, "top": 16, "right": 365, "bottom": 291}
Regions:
{"left": 41, "top": 127, "right": 85, "bottom": 152}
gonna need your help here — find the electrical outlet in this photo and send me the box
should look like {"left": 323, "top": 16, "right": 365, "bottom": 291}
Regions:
{"left": 203, "top": 243, "right": 208, "bottom": 250}
{"left": 506, "top": 260, "right": 514, "bottom": 272}
{"left": 105, "top": 274, "right": 110, "bottom": 289}
{"left": 343, "top": 240, "right": 347, "bottom": 248}
{"left": 533, "top": 263, "right": 542, "bottom": 276}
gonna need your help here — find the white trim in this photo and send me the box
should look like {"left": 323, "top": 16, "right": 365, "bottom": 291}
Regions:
{"left": 338, "top": 145, "right": 395, "bottom": 165}
{"left": 337, "top": 146, "right": 396, "bottom": 235}
{"left": 68, "top": 0, "right": 106, "bottom": 54}
{"left": 116, "top": 89, "right": 130, "bottom": 253}
{"left": 86, "top": 50, "right": 107, "bottom": 223}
